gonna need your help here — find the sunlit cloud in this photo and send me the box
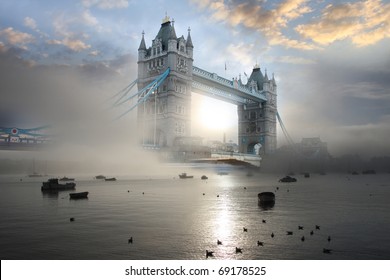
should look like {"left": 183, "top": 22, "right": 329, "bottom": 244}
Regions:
{"left": 193, "top": 0, "right": 390, "bottom": 49}
{"left": 296, "top": 0, "right": 390, "bottom": 47}
{"left": 47, "top": 38, "right": 91, "bottom": 51}
{"left": 0, "top": 27, "right": 34, "bottom": 47}
{"left": 191, "top": 0, "right": 317, "bottom": 50}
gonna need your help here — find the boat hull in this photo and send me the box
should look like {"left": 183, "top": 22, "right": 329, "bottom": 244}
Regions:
{"left": 69, "top": 191, "right": 89, "bottom": 199}
{"left": 41, "top": 178, "right": 76, "bottom": 191}
{"left": 258, "top": 192, "right": 275, "bottom": 209}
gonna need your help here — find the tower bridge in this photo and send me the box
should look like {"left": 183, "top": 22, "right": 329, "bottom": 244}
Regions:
{"left": 1, "top": 16, "right": 278, "bottom": 157}
{"left": 137, "top": 16, "right": 277, "bottom": 154}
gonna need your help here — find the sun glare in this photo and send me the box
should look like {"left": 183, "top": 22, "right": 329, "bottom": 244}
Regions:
{"left": 198, "top": 96, "right": 237, "bottom": 131}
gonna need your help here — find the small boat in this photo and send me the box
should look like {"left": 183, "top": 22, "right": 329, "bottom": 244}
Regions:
{"left": 279, "top": 175, "right": 297, "bottom": 183}
{"left": 41, "top": 178, "right": 76, "bottom": 191}
{"left": 201, "top": 175, "right": 208, "bottom": 180}
{"left": 28, "top": 172, "right": 44, "bottom": 178}
{"left": 59, "top": 176, "right": 75, "bottom": 182}
{"left": 258, "top": 192, "right": 275, "bottom": 209}
{"left": 95, "top": 175, "right": 106, "bottom": 179}
{"left": 179, "top": 173, "right": 193, "bottom": 179}
{"left": 69, "top": 191, "right": 88, "bottom": 199}
{"left": 105, "top": 177, "right": 117, "bottom": 181}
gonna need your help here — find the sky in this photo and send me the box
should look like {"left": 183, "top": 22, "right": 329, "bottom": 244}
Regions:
{"left": 0, "top": 0, "right": 390, "bottom": 158}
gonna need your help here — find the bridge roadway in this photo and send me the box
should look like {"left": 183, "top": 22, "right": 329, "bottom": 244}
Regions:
{"left": 193, "top": 152, "right": 262, "bottom": 167}
{"left": 192, "top": 66, "right": 267, "bottom": 105}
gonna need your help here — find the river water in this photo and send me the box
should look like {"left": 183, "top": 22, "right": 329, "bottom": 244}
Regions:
{"left": 1, "top": 164, "right": 389, "bottom": 260}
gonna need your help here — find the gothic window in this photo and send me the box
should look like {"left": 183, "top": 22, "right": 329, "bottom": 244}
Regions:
{"left": 250, "top": 112, "right": 257, "bottom": 120}
{"left": 153, "top": 48, "right": 156, "bottom": 56}
{"left": 180, "top": 45, "right": 185, "bottom": 52}
{"left": 157, "top": 47, "right": 161, "bottom": 54}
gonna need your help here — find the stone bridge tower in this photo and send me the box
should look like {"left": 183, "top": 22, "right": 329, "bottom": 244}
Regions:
{"left": 137, "top": 16, "right": 193, "bottom": 147}
{"left": 238, "top": 64, "right": 277, "bottom": 155}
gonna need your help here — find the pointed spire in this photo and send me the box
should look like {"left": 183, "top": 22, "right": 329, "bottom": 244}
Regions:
{"left": 272, "top": 73, "right": 276, "bottom": 85}
{"left": 264, "top": 68, "right": 269, "bottom": 80}
{"left": 186, "top": 27, "right": 193, "bottom": 48}
{"left": 138, "top": 31, "right": 146, "bottom": 51}
{"left": 169, "top": 22, "right": 177, "bottom": 40}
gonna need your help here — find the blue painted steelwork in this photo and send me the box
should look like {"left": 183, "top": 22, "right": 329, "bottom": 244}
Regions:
{"left": 113, "top": 67, "right": 170, "bottom": 120}
{"left": 109, "top": 78, "right": 138, "bottom": 106}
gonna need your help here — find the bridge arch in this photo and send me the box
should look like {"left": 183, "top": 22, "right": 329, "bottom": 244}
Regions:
{"left": 247, "top": 142, "right": 262, "bottom": 155}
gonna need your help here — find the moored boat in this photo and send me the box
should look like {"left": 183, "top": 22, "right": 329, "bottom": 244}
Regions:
{"left": 179, "top": 173, "right": 193, "bottom": 179}
{"left": 279, "top": 175, "right": 297, "bottom": 183}
{"left": 105, "top": 177, "right": 117, "bottom": 181}
{"left": 95, "top": 175, "right": 106, "bottom": 179}
{"left": 201, "top": 175, "right": 208, "bottom": 180}
{"left": 59, "top": 176, "right": 75, "bottom": 182}
{"left": 69, "top": 191, "right": 88, "bottom": 199}
{"left": 41, "top": 178, "right": 76, "bottom": 191}
{"left": 258, "top": 192, "right": 275, "bottom": 209}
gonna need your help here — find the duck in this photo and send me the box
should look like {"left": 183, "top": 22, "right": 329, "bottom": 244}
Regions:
{"left": 206, "top": 250, "right": 214, "bottom": 258}
{"left": 128, "top": 237, "right": 133, "bottom": 244}
{"left": 257, "top": 241, "right": 264, "bottom": 246}
{"left": 301, "top": 236, "right": 305, "bottom": 242}
{"left": 315, "top": 225, "right": 320, "bottom": 230}
{"left": 310, "top": 230, "right": 314, "bottom": 235}
{"left": 286, "top": 231, "right": 293, "bottom": 235}
{"left": 235, "top": 247, "right": 242, "bottom": 253}
{"left": 217, "top": 240, "right": 222, "bottom": 245}
{"left": 262, "top": 219, "right": 266, "bottom": 223}
{"left": 243, "top": 227, "right": 248, "bottom": 232}
{"left": 323, "top": 248, "right": 332, "bottom": 254}
{"left": 271, "top": 232, "right": 275, "bottom": 238}
{"left": 70, "top": 217, "right": 75, "bottom": 222}
{"left": 327, "top": 235, "right": 331, "bottom": 242}
{"left": 298, "top": 226, "right": 304, "bottom": 230}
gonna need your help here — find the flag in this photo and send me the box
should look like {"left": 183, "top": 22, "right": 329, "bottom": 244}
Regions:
{"left": 244, "top": 72, "right": 248, "bottom": 77}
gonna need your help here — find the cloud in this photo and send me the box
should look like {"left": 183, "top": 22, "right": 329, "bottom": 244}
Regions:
{"left": 24, "top": 17, "right": 37, "bottom": 30}
{"left": 82, "top": 10, "right": 99, "bottom": 26}
{"left": 82, "top": 0, "right": 129, "bottom": 9}
{"left": 47, "top": 38, "right": 91, "bottom": 51}
{"left": 191, "top": 0, "right": 317, "bottom": 50}
{"left": 193, "top": 0, "right": 390, "bottom": 50}
{"left": 0, "top": 27, "right": 34, "bottom": 47}
{"left": 295, "top": 0, "right": 390, "bottom": 47}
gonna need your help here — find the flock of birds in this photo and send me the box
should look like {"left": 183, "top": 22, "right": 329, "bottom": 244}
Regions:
{"left": 203, "top": 224, "right": 333, "bottom": 259}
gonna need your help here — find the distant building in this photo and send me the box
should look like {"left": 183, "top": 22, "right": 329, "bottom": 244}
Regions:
{"left": 297, "top": 137, "right": 329, "bottom": 159}
{"left": 170, "top": 136, "right": 211, "bottom": 161}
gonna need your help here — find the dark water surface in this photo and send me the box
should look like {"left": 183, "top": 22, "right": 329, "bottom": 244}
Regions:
{"left": 1, "top": 166, "right": 390, "bottom": 260}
